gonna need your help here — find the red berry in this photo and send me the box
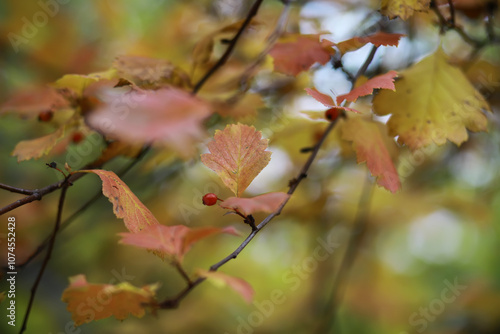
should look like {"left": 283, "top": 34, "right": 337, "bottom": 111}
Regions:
{"left": 38, "top": 110, "right": 53, "bottom": 122}
{"left": 71, "top": 131, "right": 85, "bottom": 144}
{"left": 202, "top": 193, "right": 219, "bottom": 206}
{"left": 325, "top": 107, "right": 341, "bottom": 121}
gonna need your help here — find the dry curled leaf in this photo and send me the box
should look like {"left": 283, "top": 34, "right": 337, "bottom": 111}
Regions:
{"left": 80, "top": 169, "right": 159, "bottom": 233}
{"left": 220, "top": 192, "right": 290, "bottom": 216}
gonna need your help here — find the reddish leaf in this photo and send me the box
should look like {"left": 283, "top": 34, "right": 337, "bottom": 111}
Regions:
{"left": 1, "top": 86, "right": 70, "bottom": 118}
{"left": 269, "top": 35, "right": 331, "bottom": 76}
{"left": 198, "top": 269, "right": 254, "bottom": 303}
{"left": 61, "top": 274, "right": 159, "bottom": 326}
{"left": 341, "top": 117, "right": 401, "bottom": 193}
{"left": 336, "top": 70, "right": 398, "bottom": 104}
{"left": 220, "top": 192, "right": 290, "bottom": 216}
{"left": 86, "top": 86, "right": 212, "bottom": 158}
{"left": 119, "top": 224, "right": 240, "bottom": 262}
{"left": 305, "top": 88, "right": 360, "bottom": 113}
{"left": 80, "top": 169, "right": 159, "bottom": 232}
{"left": 334, "top": 32, "right": 405, "bottom": 54}
{"left": 201, "top": 124, "right": 271, "bottom": 197}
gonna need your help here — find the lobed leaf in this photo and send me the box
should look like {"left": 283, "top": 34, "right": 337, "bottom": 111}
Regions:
{"left": 336, "top": 70, "right": 398, "bottom": 104}
{"left": 373, "top": 49, "right": 490, "bottom": 150}
{"left": 201, "top": 123, "right": 271, "bottom": 197}
{"left": 380, "top": 0, "right": 430, "bottom": 20}
{"left": 334, "top": 32, "right": 405, "bottom": 54}
{"left": 61, "top": 274, "right": 159, "bottom": 326}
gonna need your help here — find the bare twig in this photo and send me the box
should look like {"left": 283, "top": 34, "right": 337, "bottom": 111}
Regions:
{"left": 19, "top": 179, "right": 70, "bottom": 334}
{"left": 353, "top": 45, "right": 379, "bottom": 83}
{"left": 0, "top": 183, "right": 37, "bottom": 195}
{"left": 192, "top": 0, "right": 265, "bottom": 94}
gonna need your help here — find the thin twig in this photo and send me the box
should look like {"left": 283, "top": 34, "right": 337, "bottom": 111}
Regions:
{"left": 316, "top": 173, "right": 374, "bottom": 334}
{"left": 353, "top": 45, "right": 378, "bottom": 83}
{"left": 447, "top": 0, "right": 455, "bottom": 26}
{"left": 19, "top": 179, "right": 70, "bottom": 334}
{"left": 159, "top": 117, "right": 340, "bottom": 308}
{"left": 0, "top": 183, "right": 36, "bottom": 195}
{"left": 192, "top": 0, "right": 265, "bottom": 94}
{"left": 174, "top": 262, "right": 193, "bottom": 285}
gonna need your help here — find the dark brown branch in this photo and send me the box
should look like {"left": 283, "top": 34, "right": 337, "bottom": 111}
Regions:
{"left": 447, "top": 0, "right": 456, "bottom": 26}
{"left": 192, "top": 0, "right": 265, "bottom": 94}
{"left": 353, "top": 45, "right": 379, "bottom": 84}
{"left": 159, "top": 117, "right": 341, "bottom": 309}
{"left": 0, "top": 183, "right": 37, "bottom": 195}
{"left": 20, "top": 179, "right": 70, "bottom": 334}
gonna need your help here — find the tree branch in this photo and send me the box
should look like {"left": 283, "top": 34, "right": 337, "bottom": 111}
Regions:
{"left": 19, "top": 178, "right": 70, "bottom": 334}
{"left": 158, "top": 117, "right": 341, "bottom": 309}
{"left": 192, "top": 0, "right": 265, "bottom": 94}
{"left": 0, "top": 183, "right": 37, "bottom": 195}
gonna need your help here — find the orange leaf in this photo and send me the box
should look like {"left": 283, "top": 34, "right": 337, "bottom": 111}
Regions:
{"left": 86, "top": 86, "right": 212, "bottom": 158}
{"left": 119, "top": 224, "right": 240, "bottom": 262}
{"left": 269, "top": 34, "right": 331, "bottom": 76}
{"left": 336, "top": 71, "right": 398, "bottom": 104}
{"left": 220, "top": 192, "right": 290, "bottom": 216}
{"left": 198, "top": 269, "right": 254, "bottom": 303}
{"left": 334, "top": 32, "right": 405, "bottom": 54}
{"left": 61, "top": 274, "right": 159, "bottom": 326}
{"left": 80, "top": 169, "right": 159, "bottom": 232}
{"left": 305, "top": 88, "right": 360, "bottom": 113}
{"left": 201, "top": 123, "right": 271, "bottom": 197}
{"left": 341, "top": 117, "right": 401, "bottom": 193}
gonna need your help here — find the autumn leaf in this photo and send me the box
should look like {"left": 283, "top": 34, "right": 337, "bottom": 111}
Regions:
{"left": 220, "top": 192, "right": 290, "bottom": 216}
{"left": 269, "top": 34, "right": 332, "bottom": 76}
{"left": 11, "top": 123, "right": 74, "bottom": 162}
{"left": 197, "top": 269, "right": 254, "bottom": 303}
{"left": 342, "top": 117, "right": 401, "bottom": 193}
{"left": 201, "top": 123, "right": 271, "bottom": 197}
{"left": 86, "top": 86, "right": 212, "bottom": 158}
{"left": 53, "top": 70, "right": 117, "bottom": 96}
{"left": 304, "top": 88, "right": 360, "bottom": 113}
{"left": 61, "top": 274, "right": 159, "bottom": 326}
{"left": 79, "top": 169, "right": 159, "bottom": 233}
{"left": 119, "top": 224, "right": 240, "bottom": 262}
{"left": 113, "top": 55, "right": 191, "bottom": 89}
{"left": 336, "top": 70, "right": 398, "bottom": 104}
{"left": 380, "top": 0, "right": 431, "bottom": 20}
{"left": 333, "top": 32, "right": 405, "bottom": 54}
{"left": 373, "top": 49, "right": 490, "bottom": 150}
{"left": 0, "top": 86, "right": 70, "bottom": 119}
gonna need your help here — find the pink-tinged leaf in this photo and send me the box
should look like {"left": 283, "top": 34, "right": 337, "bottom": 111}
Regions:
{"left": 1, "top": 86, "right": 70, "bottom": 118}
{"left": 201, "top": 123, "right": 271, "bottom": 197}
{"left": 198, "top": 269, "right": 254, "bottom": 303}
{"left": 119, "top": 224, "right": 240, "bottom": 262}
{"left": 305, "top": 87, "right": 335, "bottom": 107}
{"left": 269, "top": 35, "right": 331, "bottom": 76}
{"left": 86, "top": 86, "right": 212, "bottom": 158}
{"left": 334, "top": 32, "right": 406, "bottom": 54}
{"left": 220, "top": 192, "right": 290, "bottom": 216}
{"left": 336, "top": 71, "right": 398, "bottom": 104}
{"left": 342, "top": 117, "right": 401, "bottom": 193}
{"left": 61, "top": 274, "right": 159, "bottom": 326}
{"left": 79, "top": 169, "right": 159, "bottom": 232}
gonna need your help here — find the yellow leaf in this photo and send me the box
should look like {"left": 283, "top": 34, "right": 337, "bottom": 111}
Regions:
{"left": 201, "top": 124, "right": 271, "bottom": 197}
{"left": 53, "top": 70, "right": 117, "bottom": 96}
{"left": 62, "top": 274, "right": 159, "bottom": 326}
{"left": 373, "top": 49, "right": 490, "bottom": 150}
{"left": 380, "top": 0, "right": 430, "bottom": 20}
{"left": 79, "top": 169, "right": 159, "bottom": 232}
